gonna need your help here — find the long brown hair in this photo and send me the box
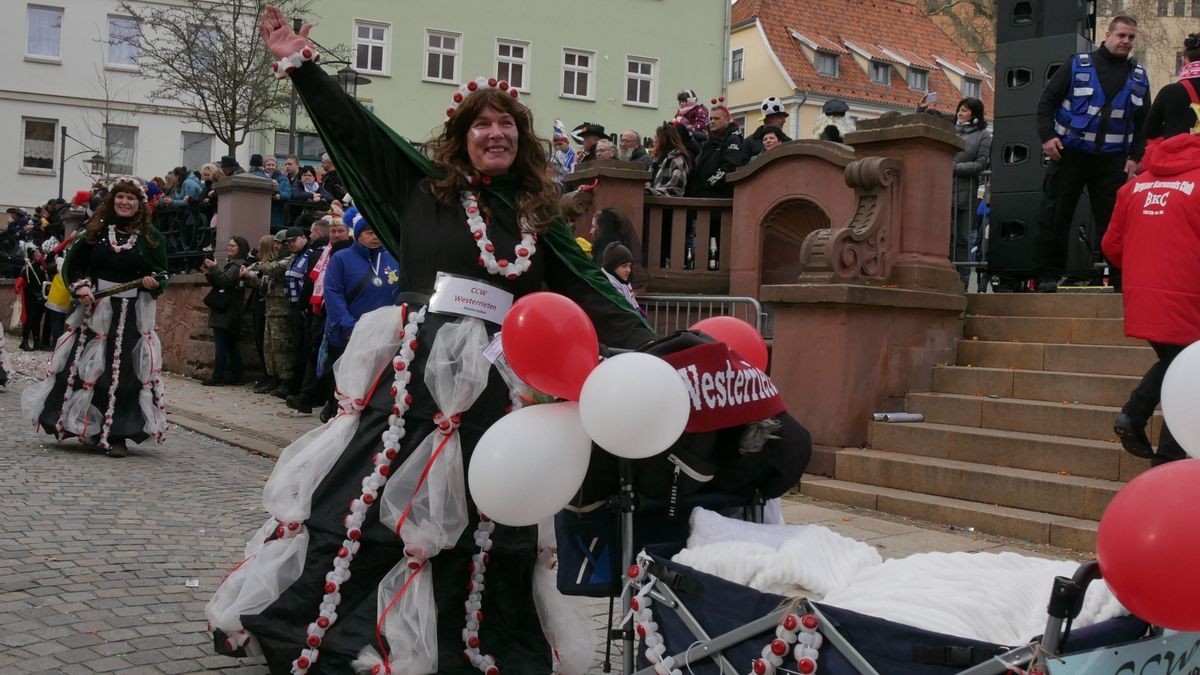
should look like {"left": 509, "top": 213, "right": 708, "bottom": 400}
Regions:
{"left": 84, "top": 182, "right": 158, "bottom": 247}
{"left": 257, "top": 235, "right": 278, "bottom": 263}
{"left": 654, "top": 123, "right": 692, "bottom": 168}
{"left": 427, "top": 88, "right": 560, "bottom": 232}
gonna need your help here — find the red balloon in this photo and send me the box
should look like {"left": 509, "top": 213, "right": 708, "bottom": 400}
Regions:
{"left": 501, "top": 292, "right": 599, "bottom": 401}
{"left": 690, "top": 316, "right": 769, "bottom": 371}
{"left": 1097, "top": 459, "right": 1200, "bottom": 631}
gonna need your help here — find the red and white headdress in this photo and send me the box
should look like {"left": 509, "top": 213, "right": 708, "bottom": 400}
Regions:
{"left": 446, "top": 77, "right": 521, "bottom": 120}
{"left": 110, "top": 175, "right": 148, "bottom": 203}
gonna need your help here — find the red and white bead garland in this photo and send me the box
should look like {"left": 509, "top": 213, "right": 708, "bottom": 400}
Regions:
{"left": 140, "top": 321, "right": 167, "bottom": 441}
{"left": 447, "top": 77, "right": 521, "bottom": 119}
{"left": 55, "top": 304, "right": 98, "bottom": 440}
{"left": 747, "top": 613, "right": 822, "bottom": 675}
{"left": 272, "top": 46, "right": 320, "bottom": 79}
{"left": 627, "top": 557, "right": 682, "bottom": 675}
{"left": 461, "top": 190, "right": 536, "bottom": 280}
{"left": 98, "top": 298, "right": 130, "bottom": 450}
{"left": 107, "top": 225, "right": 138, "bottom": 253}
{"left": 462, "top": 516, "right": 499, "bottom": 675}
{"left": 291, "top": 306, "right": 426, "bottom": 675}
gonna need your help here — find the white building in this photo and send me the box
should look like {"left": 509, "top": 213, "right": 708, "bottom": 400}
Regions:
{"left": 0, "top": 2, "right": 238, "bottom": 211}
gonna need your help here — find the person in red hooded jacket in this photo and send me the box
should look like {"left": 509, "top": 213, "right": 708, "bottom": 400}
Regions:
{"left": 1103, "top": 132, "right": 1200, "bottom": 465}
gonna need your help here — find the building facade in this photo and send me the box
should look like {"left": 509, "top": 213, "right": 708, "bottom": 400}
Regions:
{"left": 1, "top": 2, "right": 230, "bottom": 211}
{"left": 276, "top": 0, "right": 728, "bottom": 158}
{"left": 727, "top": 0, "right": 994, "bottom": 140}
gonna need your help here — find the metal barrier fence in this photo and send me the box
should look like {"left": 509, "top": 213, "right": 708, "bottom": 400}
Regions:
{"left": 950, "top": 170, "right": 990, "bottom": 291}
{"left": 153, "top": 204, "right": 216, "bottom": 274}
{"left": 638, "top": 294, "right": 771, "bottom": 339}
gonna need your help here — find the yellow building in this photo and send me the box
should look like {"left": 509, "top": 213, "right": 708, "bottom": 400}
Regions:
{"left": 1100, "top": 0, "right": 1200, "bottom": 98}
{"left": 728, "top": 0, "right": 994, "bottom": 139}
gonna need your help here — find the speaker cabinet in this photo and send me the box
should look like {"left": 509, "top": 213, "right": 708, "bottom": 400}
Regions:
{"left": 987, "top": 190, "right": 1098, "bottom": 278}
{"left": 990, "top": 115, "right": 1051, "bottom": 195}
{"left": 994, "top": 34, "right": 1094, "bottom": 119}
{"left": 997, "top": 0, "right": 1094, "bottom": 44}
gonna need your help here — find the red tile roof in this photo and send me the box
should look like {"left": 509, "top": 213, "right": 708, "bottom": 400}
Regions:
{"left": 732, "top": 0, "right": 994, "bottom": 113}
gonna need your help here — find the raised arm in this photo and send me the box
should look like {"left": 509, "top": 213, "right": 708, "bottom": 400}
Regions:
{"left": 259, "top": 4, "right": 439, "bottom": 258}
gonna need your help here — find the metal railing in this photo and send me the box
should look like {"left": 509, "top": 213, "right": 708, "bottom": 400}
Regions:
{"left": 950, "top": 170, "right": 990, "bottom": 291}
{"left": 638, "top": 294, "right": 771, "bottom": 340}
{"left": 154, "top": 203, "right": 216, "bottom": 274}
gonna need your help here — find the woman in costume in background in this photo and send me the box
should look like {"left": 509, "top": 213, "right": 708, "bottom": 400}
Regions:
{"left": 206, "top": 6, "right": 653, "bottom": 674}
{"left": 21, "top": 176, "right": 170, "bottom": 458}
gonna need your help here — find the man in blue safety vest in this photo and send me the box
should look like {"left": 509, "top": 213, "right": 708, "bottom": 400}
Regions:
{"left": 1033, "top": 15, "right": 1150, "bottom": 293}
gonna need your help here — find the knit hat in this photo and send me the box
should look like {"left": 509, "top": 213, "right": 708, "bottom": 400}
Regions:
{"left": 343, "top": 207, "right": 370, "bottom": 239}
{"left": 249, "top": 154, "right": 264, "bottom": 169}
{"left": 601, "top": 241, "right": 633, "bottom": 274}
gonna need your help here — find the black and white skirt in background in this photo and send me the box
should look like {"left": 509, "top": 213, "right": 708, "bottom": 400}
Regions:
{"left": 22, "top": 291, "right": 167, "bottom": 449}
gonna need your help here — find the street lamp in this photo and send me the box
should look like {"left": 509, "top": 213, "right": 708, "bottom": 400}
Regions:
{"left": 336, "top": 66, "right": 371, "bottom": 98}
{"left": 86, "top": 154, "right": 107, "bottom": 177}
{"left": 59, "top": 125, "right": 104, "bottom": 199}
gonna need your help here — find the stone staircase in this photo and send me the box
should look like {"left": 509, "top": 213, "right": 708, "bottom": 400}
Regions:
{"left": 804, "top": 293, "right": 1157, "bottom": 552}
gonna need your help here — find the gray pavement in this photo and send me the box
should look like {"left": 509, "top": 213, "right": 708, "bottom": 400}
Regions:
{"left": 0, "top": 347, "right": 1082, "bottom": 674}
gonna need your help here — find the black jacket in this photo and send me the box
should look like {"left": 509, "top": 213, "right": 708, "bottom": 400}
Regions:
{"left": 1036, "top": 44, "right": 1150, "bottom": 161}
{"left": 742, "top": 124, "right": 792, "bottom": 159}
{"left": 1144, "top": 78, "right": 1200, "bottom": 141}
{"left": 687, "top": 125, "right": 747, "bottom": 198}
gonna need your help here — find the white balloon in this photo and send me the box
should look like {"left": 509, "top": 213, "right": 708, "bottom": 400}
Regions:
{"left": 578, "top": 352, "right": 692, "bottom": 459}
{"left": 468, "top": 402, "right": 592, "bottom": 527}
{"left": 1161, "top": 341, "right": 1200, "bottom": 458}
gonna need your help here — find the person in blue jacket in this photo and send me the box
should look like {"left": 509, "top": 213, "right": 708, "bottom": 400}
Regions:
{"left": 322, "top": 207, "right": 399, "bottom": 352}
{"left": 166, "top": 167, "right": 205, "bottom": 209}
{"left": 249, "top": 155, "right": 294, "bottom": 232}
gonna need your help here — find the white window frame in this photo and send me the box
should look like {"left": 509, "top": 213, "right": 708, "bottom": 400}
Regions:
{"left": 624, "top": 55, "right": 657, "bottom": 108}
{"left": 962, "top": 77, "right": 982, "bottom": 98}
{"left": 815, "top": 51, "right": 839, "bottom": 78}
{"left": 423, "top": 28, "right": 460, "bottom": 84}
{"left": 561, "top": 48, "right": 595, "bottom": 101}
{"left": 730, "top": 48, "right": 744, "bottom": 82}
{"left": 353, "top": 20, "right": 389, "bottom": 76}
{"left": 105, "top": 14, "right": 139, "bottom": 70}
{"left": 20, "top": 116, "right": 57, "bottom": 175}
{"left": 870, "top": 61, "right": 891, "bottom": 86}
{"left": 104, "top": 124, "right": 137, "bottom": 176}
{"left": 495, "top": 38, "right": 530, "bottom": 92}
{"left": 26, "top": 4, "right": 64, "bottom": 63}
{"left": 906, "top": 68, "right": 928, "bottom": 91}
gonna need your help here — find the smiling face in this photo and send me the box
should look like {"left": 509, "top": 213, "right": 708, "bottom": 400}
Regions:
{"left": 112, "top": 190, "right": 140, "bottom": 218}
{"left": 226, "top": 238, "right": 239, "bottom": 258}
{"left": 264, "top": 157, "right": 278, "bottom": 173}
{"left": 467, "top": 105, "right": 519, "bottom": 176}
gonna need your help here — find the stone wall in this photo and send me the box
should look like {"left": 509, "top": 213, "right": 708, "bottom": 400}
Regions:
{"left": 1, "top": 275, "right": 255, "bottom": 378}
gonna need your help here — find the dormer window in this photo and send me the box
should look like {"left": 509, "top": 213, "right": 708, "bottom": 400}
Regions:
{"left": 815, "top": 51, "right": 839, "bottom": 77}
{"left": 870, "top": 61, "right": 891, "bottom": 85}
{"left": 907, "top": 68, "right": 928, "bottom": 91}
{"left": 962, "top": 77, "right": 981, "bottom": 98}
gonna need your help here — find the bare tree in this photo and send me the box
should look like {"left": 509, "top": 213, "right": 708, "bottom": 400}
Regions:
{"left": 78, "top": 65, "right": 136, "bottom": 178}
{"left": 116, "top": 0, "right": 313, "bottom": 156}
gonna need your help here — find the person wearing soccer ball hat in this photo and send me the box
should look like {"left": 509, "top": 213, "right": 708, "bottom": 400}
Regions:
{"left": 744, "top": 96, "right": 793, "bottom": 158}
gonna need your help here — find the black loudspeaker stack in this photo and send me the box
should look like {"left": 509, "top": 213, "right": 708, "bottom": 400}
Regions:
{"left": 988, "top": 1, "right": 1097, "bottom": 281}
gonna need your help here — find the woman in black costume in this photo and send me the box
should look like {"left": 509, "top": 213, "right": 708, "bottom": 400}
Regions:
{"left": 206, "top": 6, "right": 654, "bottom": 674}
{"left": 21, "top": 177, "right": 169, "bottom": 458}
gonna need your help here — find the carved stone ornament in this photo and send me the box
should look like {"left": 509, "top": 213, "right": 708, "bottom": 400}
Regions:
{"left": 800, "top": 156, "right": 901, "bottom": 283}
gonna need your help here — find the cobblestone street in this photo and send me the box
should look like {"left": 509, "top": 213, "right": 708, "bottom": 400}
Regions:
{"left": 0, "top": 377, "right": 273, "bottom": 675}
